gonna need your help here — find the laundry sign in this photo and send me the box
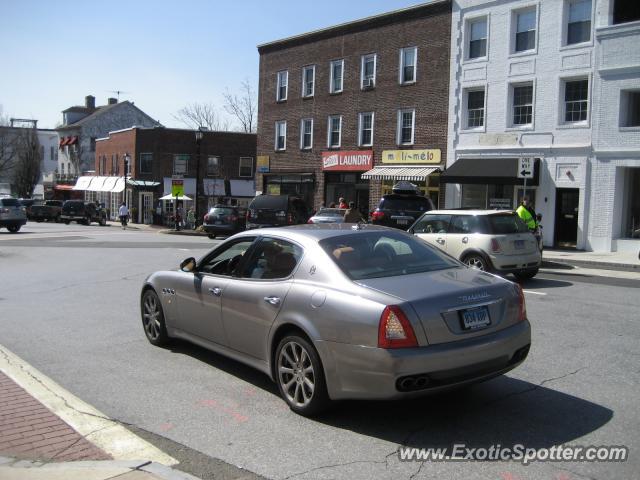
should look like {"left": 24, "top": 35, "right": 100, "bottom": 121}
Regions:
{"left": 322, "top": 150, "right": 373, "bottom": 171}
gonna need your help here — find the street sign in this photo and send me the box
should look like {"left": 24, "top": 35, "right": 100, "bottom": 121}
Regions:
{"left": 171, "top": 180, "right": 184, "bottom": 197}
{"left": 518, "top": 157, "right": 534, "bottom": 179}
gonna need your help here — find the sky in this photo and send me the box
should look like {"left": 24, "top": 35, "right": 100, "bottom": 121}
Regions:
{"left": 0, "top": 0, "right": 422, "bottom": 130}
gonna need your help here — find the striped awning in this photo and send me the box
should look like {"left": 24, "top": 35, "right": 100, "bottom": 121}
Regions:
{"left": 72, "top": 176, "right": 93, "bottom": 190}
{"left": 361, "top": 166, "right": 440, "bottom": 181}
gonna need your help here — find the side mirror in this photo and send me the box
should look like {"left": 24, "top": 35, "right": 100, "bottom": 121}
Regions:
{"left": 180, "top": 257, "right": 196, "bottom": 272}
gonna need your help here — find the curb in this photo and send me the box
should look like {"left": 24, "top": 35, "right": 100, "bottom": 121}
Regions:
{"left": 542, "top": 257, "right": 639, "bottom": 272}
{"left": 159, "top": 230, "right": 209, "bottom": 237}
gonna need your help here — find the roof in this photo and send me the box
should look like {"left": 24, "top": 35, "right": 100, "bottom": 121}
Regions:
{"left": 234, "top": 223, "right": 395, "bottom": 243}
{"left": 424, "top": 210, "right": 516, "bottom": 216}
{"left": 58, "top": 101, "right": 161, "bottom": 130}
{"left": 257, "top": 0, "right": 450, "bottom": 53}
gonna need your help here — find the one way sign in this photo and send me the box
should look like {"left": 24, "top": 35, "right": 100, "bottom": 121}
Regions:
{"left": 518, "top": 157, "right": 534, "bottom": 179}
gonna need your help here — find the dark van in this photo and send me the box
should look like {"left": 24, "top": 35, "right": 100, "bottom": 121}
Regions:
{"left": 246, "top": 195, "right": 309, "bottom": 230}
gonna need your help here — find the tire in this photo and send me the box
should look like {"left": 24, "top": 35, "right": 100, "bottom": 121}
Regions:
{"left": 99, "top": 217, "right": 107, "bottom": 226}
{"left": 141, "top": 289, "right": 170, "bottom": 347}
{"left": 463, "top": 253, "right": 490, "bottom": 271}
{"left": 514, "top": 268, "right": 539, "bottom": 281}
{"left": 208, "top": 234, "right": 216, "bottom": 239}
{"left": 64, "top": 220, "right": 70, "bottom": 225}
{"left": 7, "top": 225, "right": 20, "bottom": 233}
{"left": 35, "top": 218, "right": 42, "bottom": 223}
{"left": 84, "top": 215, "right": 91, "bottom": 226}
{"left": 275, "top": 334, "right": 330, "bottom": 417}
{"left": 55, "top": 215, "right": 61, "bottom": 223}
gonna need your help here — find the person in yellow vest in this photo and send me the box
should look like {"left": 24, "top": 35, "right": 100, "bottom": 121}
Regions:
{"left": 516, "top": 197, "right": 537, "bottom": 231}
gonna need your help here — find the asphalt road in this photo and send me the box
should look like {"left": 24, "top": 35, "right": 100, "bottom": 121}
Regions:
{"left": 1, "top": 222, "right": 638, "bottom": 480}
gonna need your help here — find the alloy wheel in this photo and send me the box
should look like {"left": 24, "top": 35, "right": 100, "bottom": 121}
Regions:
{"left": 278, "top": 341, "right": 315, "bottom": 408}
{"left": 142, "top": 293, "right": 162, "bottom": 340}
{"left": 465, "top": 255, "right": 486, "bottom": 270}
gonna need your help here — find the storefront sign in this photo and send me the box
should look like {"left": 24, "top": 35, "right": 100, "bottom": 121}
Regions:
{"left": 489, "top": 198, "right": 513, "bottom": 209}
{"left": 322, "top": 150, "right": 373, "bottom": 171}
{"left": 382, "top": 149, "right": 441, "bottom": 164}
{"left": 257, "top": 155, "right": 270, "bottom": 173}
{"left": 171, "top": 180, "right": 184, "bottom": 197}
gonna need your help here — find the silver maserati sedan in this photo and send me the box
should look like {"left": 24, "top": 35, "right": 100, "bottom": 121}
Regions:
{"left": 140, "top": 224, "right": 531, "bottom": 416}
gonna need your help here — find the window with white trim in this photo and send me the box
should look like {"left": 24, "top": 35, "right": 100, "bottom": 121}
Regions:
{"left": 139, "top": 153, "right": 153, "bottom": 174}
{"left": 358, "top": 112, "right": 374, "bottom": 146}
{"left": 468, "top": 18, "right": 488, "bottom": 59}
{"left": 514, "top": 8, "right": 536, "bottom": 53}
{"left": 361, "top": 54, "right": 376, "bottom": 89}
{"left": 300, "top": 118, "right": 313, "bottom": 150}
{"left": 275, "top": 121, "right": 286, "bottom": 151}
{"left": 302, "top": 65, "right": 315, "bottom": 97}
{"left": 511, "top": 83, "right": 534, "bottom": 126}
{"left": 399, "top": 47, "right": 417, "bottom": 84}
{"left": 207, "top": 156, "right": 220, "bottom": 176}
{"left": 330, "top": 59, "right": 344, "bottom": 93}
{"left": 566, "top": 0, "right": 592, "bottom": 45}
{"left": 465, "top": 88, "right": 485, "bottom": 128}
{"left": 563, "top": 78, "right": 589, "bottom": 123}
{"left": 173, "top": 154, "right": 189, "bottom": 175}
{"left": 239, "top": 157, "right": 253, "bottom": 177}
{"left": 276, "top": 70, "right": 288, "bottom": 101}
{"left": 397, "top": 109, "right": 415, "bottom": 145}
{"left": 327, "top": 115, "right": 342, "bottom": 148}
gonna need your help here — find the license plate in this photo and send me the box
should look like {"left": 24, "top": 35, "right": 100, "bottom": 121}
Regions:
{"left": 514, "top": 240, "right": 525, "bottom": 249}
{"left": 461, "top": 306, "right": 491, "bottom": 330}
{"left": 215, "top": 221, "right": 222, "bottom": 225}
{"left": 397, "top": 219, "right": 408, "bottom": 225}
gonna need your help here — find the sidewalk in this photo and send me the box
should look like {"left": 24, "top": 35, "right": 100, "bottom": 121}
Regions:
{"left": 0, "top": 346, "right": 200, "bottom": 480}
{"left": 543, "top": 248, "right": 640, "bottom": 271}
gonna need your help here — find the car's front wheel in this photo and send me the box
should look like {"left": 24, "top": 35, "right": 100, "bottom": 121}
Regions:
{"left": 463, "top": 253, "right": 489, "bottom": 271}
{"left": 141, "top": 289, "right": 170, "bottom": 346}
{"left": 275, "top": 335, "right": 329, "bottom": 416}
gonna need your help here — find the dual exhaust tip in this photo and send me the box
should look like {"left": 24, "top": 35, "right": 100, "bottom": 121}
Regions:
{"left": 397, "top": 375, "right": 430, "bottom": 392}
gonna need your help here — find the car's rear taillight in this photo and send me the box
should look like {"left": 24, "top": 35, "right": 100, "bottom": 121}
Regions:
{"left": 0, "top": 208, "right": 8, "bottom": 214}
{"left": 247, "top": 209, "right": 255, "bottom": 220}
{"left": 378, "top": 306, "right": 418, "bottom": 349}
{"left": 307, "top": 218, "right": 314, "bottom": 224}
{"left": 516, "top": 284, "right": 527, "bottom": 322}
{"left": 229, "top": 215, "right": 238, "bottom": 222}
{"left": 490, "top": 238, "right": 501, "bottom": 253}
{"left": 287, "top": 213, "right": 294, "bottom": 224}
{"left": 371, "top": 211, "right": 385, "bottom": 221}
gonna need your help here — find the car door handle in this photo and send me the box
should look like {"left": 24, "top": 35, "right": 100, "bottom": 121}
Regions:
{"left": 264, "top": 296, "right": 281, "bottom": 306}
{"left": 436, "top": 238, "right": 445, "bottom": 244}
{"left": 209, "top": 287, "right": 222, "bottom": 296}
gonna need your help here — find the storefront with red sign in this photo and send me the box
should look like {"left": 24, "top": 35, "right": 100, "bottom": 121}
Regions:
{"left": 322, "top": 150, "right": 372, "bottom": 215}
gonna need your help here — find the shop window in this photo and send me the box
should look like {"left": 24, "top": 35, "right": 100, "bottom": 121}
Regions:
{"left": 358, "top": 112, "right": 374, "bottom": 147}
{"left": 207, "top": 156, "right": 220, "bottom": 176}
{"left": 239, "top": 157, "right": 253, "bottom": 178}
{"left": 613, "top": 0, "right": 640, "bottom": 24}
{"left": 327, "top": 115, "right": 342, "bottom": 148}
{"left": 566, "top": 0, "right": 592, "bottom": 45}
{"left": 399, "top": 47, "right": 417, "bottom": 84}
{"left": 397, "top": 109, "right": 415, "bottom": 145}
{"left": 276, "top": 70, "right": 288, "bottom": 102}
{"left": 620, "top": 90, "right": 640, "bottom": 127}
{"left": 462, "top": 184, "right": 487, "bottom": 208}
{"left": 468, "top": 17, "right": 488, "bottom": 59}
{"left": 302, "top": 65, "right": 315, "bottom": 98}
{"left": 173, "top": 154, "right": 189, "bottom": 175}
{"left": 563, "top": 78, "right": 589, "bottom": 123}
{"left": 361, "top": 54, "right": 376, "bottom": 89}
{"left": 300, "top": 118, "right": 313, "bottom": 149}
{"left": 511, "top": 83, "right": 534, "bottom": 127}
{"left": 275, "top": 121, "right": 286, "bottom": 151}
{"left": 330, "top": 59, "right": 344, "bottom": 93}
{"left": 139, "top": 153, "right": 153, "bottom": 174}
{"left": 513, "top": 7, "right": 537, "bottom": 53}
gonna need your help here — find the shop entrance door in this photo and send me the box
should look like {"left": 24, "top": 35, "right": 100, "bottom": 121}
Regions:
{"left": 554, "top": 188, "right": 579, "bottom": 248}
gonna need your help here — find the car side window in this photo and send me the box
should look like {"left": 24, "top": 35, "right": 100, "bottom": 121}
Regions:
{"left": 198, "top": 238, "right": 256, "bottom": 276}
{"left": 412, "top": 214, "right": 451, "bottom": 234}
{"left": 241, "top": 237, "right": 303, "bottom": 280}
{"left": 449, "top": 215, "right": 483, "bottom": 234}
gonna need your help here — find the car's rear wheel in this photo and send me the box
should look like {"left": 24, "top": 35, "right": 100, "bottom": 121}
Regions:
{"left": 141, "top": 289, "right": 170, "bottom": 346}
{"left": 514, "top": 268, "right": 538, "bottom": 280}
{"left": 208, "top": 234, "right": 216, "bottom": 239}
{"left": 7, "top": 225, "right": 20, "bottom": 233}
{"left": 63, "top": 220, "right": 70, "bottom": 225}
{"left": 463, "top": 254, "right": 489, "bottom": 271}
{"left": 99, "top": 216, "right": 106, "bottom": 226}
{"left": 275, "top": 335, "right": 329, "bottom": 416}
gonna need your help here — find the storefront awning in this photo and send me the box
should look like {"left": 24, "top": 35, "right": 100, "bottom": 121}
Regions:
{"left": 72, "top": 176, "right": 93, "bottom": 190}
{"left": 68, "top": 136, "right": 78, "bottom": 145}
{"left": 111, "top": 178, "right": 125, "bottom": 193}
{"left": 86, "top": 176, "right": 106, "bottom": 191}
{"left": 440, "top": 158, "right": 539, "bottom": 186}
{"left": 127, "top": 179, "right": 160, "bottom": 188}
{"left": 361, "top": 166, "right": 440, "bottom": 181}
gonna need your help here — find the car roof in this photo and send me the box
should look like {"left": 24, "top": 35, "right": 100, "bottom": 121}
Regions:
{"left": 233, "top": 224, "right": 400, "bottom": 243}
{"left": 422, "top": 209, "right": 515, "bottom": 216}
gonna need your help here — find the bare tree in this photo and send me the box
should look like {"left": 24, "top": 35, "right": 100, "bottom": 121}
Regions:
{"left": 0, "top": 106, "right": 17, "bottom": 181}
{"left": 172, "top": 103, "right": 229, "bottom": 131}
{"left": 13, "top": 128, "right": 41, "bottom": 198}
{"left": 223, "top": 79, "right": 257, "bottom": 133}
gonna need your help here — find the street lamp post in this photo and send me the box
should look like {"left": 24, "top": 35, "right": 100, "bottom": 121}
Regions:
{"left": 195, "top": 129, "right": 204, "bottom": 227}
{"left": 123, "top": 152, "right": 131, "bottom": 220}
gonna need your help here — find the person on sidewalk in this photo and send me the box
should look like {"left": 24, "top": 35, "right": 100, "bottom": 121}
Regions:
{"left": 338, "top": 197, "right": 348, "bottom": 209}
{"left": 118, "top": 202, "right": 129, "bottom": 230}
{"left": 343, "top": 201, "right": 364, "bottom": 223}
{"left": 187, "top": 208, "right": 196, "bottom": 230}
{"left": 516, "top": 197, "right": 537, "bottom": 232}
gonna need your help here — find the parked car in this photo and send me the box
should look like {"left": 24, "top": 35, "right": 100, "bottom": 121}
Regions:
{"left": 140, "top": 224, "right": 531, "bottom": 416}
{"left": 246, "top": 195, "right": 309, "bottom": 229}
{"left": 370, "top": 182, "right": 435, "bottom": 230}
{"left": 60, "top": 200, "right": 107, "bottom": 226}
{"left": 30, "top": 200, "right": 64, "bottom": 222}
{"left": 0, "top": 197, "right": 27, "bottom": 232}
{"left": 202, "top": 205, "right": 245, "bottom": 239}
{"left": 307, "top": 208, "right": 347, "bottom": 224}
{"left": 18, "top": 198, "right": 38, "bottom": 220}
{"left": 409, "top": 210, "right": 541, "bottom": 280}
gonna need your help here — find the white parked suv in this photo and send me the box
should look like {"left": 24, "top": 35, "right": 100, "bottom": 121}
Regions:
{"left": 409, "top": 210, "right": 541, "bottom": 280}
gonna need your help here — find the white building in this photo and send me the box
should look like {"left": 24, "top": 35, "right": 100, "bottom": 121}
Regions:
{"left": 35, "top": 129, "right": 59, "bottom": 199}
{"left": 445, "top": 0, "right": 598, "bottom": 249}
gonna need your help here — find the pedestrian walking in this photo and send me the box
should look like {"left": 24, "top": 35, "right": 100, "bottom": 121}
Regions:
{"left": 516, "top": 197, "right": 537, "bottom": 232}
{"left": 187, "top": 208, "right": 196, "bottom": 230}
{"left": 118, "top": 202, "right": 129, "bottom": 230}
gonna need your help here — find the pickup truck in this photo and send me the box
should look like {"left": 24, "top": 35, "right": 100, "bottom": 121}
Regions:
{"left": 30, "top": 200, "right": 64, "bottom": 222}
{"left": 60, "top": 200, "right": 108, "bottom": 226}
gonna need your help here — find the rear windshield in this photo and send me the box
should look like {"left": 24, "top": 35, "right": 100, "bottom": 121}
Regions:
{"left": 379, "top": 196, "right": 431, "bottom": 212}
{"left": 64, "top": 201, "right": 84, "bottom": 207}
{"left": 316, "top": 208, "right": 345, "bottom": 217}
{"left": 487, "top": 214, "right": 530, "bottom": 234}
{"left": 211, "top": 207, "right": 234, "bottom": 215}
{"left": 0, "top": 198, "right": 19, "bottom": 207}
{"left": 319, "top": 231, "right": 458, "bottom": 280}
{"left": 249, "top": 195, "right": 288, "bottom": 211}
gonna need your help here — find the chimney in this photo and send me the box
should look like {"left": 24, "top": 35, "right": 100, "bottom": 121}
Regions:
{"left": 85, "top": 95, "right": 96, "bottom": 109}
{"left": 107, "top": 97, "right": 118, "bottom": 105}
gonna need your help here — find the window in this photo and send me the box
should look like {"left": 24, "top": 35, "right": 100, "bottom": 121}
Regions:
{"left": 397, "top": 109, "right": 415, "bottom": 145}
{"left": 90, "top": 137, "right": 96, "bottom": 152}
{"left": 514, "top": 8, "right": 536, "bottom": 52}
{"left": 400, "top": 47, "right": 417, "bottom": 84}
{"left": 239, "top": 157, "right": 253, "bottom": 177}
{"left": 621, "top": 91, "right": 640, "bottom": 127}
{"left": 512, "top": 84, "right": 534, "bottom": 126}
{"left": 276, "top": 70, "right": 288, "bottom": 101}
{"left": 111, "top": 154, "right": 116, "bottom": 175}
{"left": 613, "top": 0, "right": 640, "bottom": 25}
{"left": 466, "top": 89, "right": 485, "bottom": 128}
{"left": 567, "top": 0, "right": 592, "bottom": 45}
{"left": 275, "top": 121, "right": 286, "bottom": 151}
{"left": 139, "top": 153, "right": 153, "bottom": 174}
{"left": 327, "top": 115, "right": 342, "bottom": 148}
{"left": 330, "top": 59, "right": 344, "bottom": 93}
{"left": 564, "top": 79, "right": 589, "bottom": 123}
{"left": 302, "top": 65, "right": 315, "bottom": 97}
{"left": 198, "top": 238, "right": 256, "bottom": 276}
{"left": 412, "top": 214, "right": 452, "bottom": 234}
{"left": 361, "top": 54, "right": 376, "bottom": 88}
{"left": 468, "top": 18, "right": 488, "bottom": 59}
{"left": 173, "top": 154, "right": 189, "bottom": 175}
{"left": 101, "top": 156, "right": 106, "bottom": 175}
{"left": 241, "top": 237, "right": 303, "bottom": 280}
{"left": 115, "top": 154, "right": 120, "bottom": 175}
{"left": 61, "top": 163, "right": 65, "bottom": 174}
{"left": 206, "top": 156, "right": 220, "bottom": 176}
{"left": 357, "top": 112, "right": 374, "bottom": 147}
{"left": 300, "top": 118, "right": 313, "bottom": 149}
{"left": 449, "top": 215, "right": 485, "bottom": 234}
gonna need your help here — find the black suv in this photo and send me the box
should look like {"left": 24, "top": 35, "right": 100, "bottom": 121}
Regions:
{"left": 246, "top": 195, "right": 309, "bottom": 229}
{"left": 61, "top": 200, "right": 107, "bottom": 226}
{"left": 370, "top": 182, "right": 435, "bottom": 230}
{"left": 203, "top": 205, "right": 246, "bottom": 239}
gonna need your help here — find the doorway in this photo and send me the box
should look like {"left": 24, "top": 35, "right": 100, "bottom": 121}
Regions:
{"left": 554, "top": 188, "right": 579, "bottom": 247}
{"left": 140, "top": 192, "right": 153, "bottom": 224}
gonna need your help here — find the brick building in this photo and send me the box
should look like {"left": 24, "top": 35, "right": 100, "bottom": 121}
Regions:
{"left": 256, "top": 1, "right": 451, "bottom": 215}
{"left": 76, "top": 127, "right": 256, "bottom": 224}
